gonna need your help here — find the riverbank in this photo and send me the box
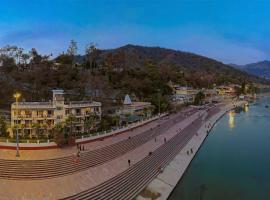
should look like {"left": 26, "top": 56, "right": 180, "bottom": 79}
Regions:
{"left": 137, "top": 101, "right": 246, "bottom": 200}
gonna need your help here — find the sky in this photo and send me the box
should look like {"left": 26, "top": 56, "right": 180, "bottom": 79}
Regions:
{"left": 0, "top": 0, "right": 270, "bottom": 65}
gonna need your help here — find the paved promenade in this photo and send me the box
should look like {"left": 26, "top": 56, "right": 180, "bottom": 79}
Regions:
{"left": 0, "top": 107, "right": 200, "bottom": 199}
{"left": 0, "top": 113, "right": 171, "bottom": 160}
{"left": 138, "top": 101, "right": 245, "bottom": 200}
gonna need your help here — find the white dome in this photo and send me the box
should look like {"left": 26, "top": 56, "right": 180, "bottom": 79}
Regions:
{"left": 124, "top": 94, "right": 132, "bottom": 105}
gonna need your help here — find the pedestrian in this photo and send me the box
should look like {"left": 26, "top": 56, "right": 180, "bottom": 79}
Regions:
{"left": 164, "top": 138, "right": 167, "bottom": 143}
{"left": 191, "top": 148, "right": 193, "bottom": 154}
{"left": 149, "top": 152, "right": 152, "bottom": 156}
{"left": 129, "top": 136, "right": 131, "bottom": 139}
{"left": 187, "top": 150, "right": 189, "bottom": 155}
{"left": 79, "top": 145, "right": 82, "bottom": 151}
{"left": 155, "top": 137, "right": 157, "bottom": 142}
{"left": 128, "top": 159, "right": 131, "bottom": 166}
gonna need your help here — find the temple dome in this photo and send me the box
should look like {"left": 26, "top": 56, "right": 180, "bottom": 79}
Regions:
{"left": 124, "top": 94, "right": 132, "bottom": 105}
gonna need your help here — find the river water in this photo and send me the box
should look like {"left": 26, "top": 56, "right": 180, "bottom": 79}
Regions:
{"left": 169, "top": 96, "right": 270, "bottom": 200}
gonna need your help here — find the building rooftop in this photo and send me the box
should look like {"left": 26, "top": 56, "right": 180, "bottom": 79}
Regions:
{"left": 52, "top": 89, "right": 64, "bottom": 94}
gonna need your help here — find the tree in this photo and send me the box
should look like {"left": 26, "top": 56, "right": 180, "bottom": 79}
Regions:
{"left": 85, "top": 42, "right": 98, "bottom": 70}
{"left": 241, "top": 81, "right": 247, "bottom": 94}
{"left": 65, "top": 114, "right": 76, "bottom": 137}
{"left": 84, "top": 115, "right": 95, "bottom": 134}
{"left": 234, "top": 86, "right": 242, "bottom": 97}
{"left": 0, "top": 117, "right": 8, "bottom": 137}
{"left": 67, "top": 40, "right": 78, "bottom": 56}
{"left": 53, "top": 123, "right": 65, "bottom": 147}
{"left": 67, "top": 40, "right": 77, "bottom": 67}
{"left": 194, "top": 91, "right": 205, "bottom": 105}
{"left": 30, "top": 48, "right": 40, "bottom": 63}
{"left": 32, "top": 123, "right": 40, "bottom": 139}
{"left": 19, "top": 123, "right": 25, "bottom": 138}
{"left": 247, "top": 83, "right": 258, "bottom": 95}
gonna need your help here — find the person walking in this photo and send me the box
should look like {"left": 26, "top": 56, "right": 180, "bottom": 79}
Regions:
{"left": 128, "top": 159, "right": 131, "bottom": 166}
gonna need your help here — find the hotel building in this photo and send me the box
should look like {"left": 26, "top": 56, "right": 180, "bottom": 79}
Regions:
{"left": 11, "top": 89, "right": 102, "bottom": 137}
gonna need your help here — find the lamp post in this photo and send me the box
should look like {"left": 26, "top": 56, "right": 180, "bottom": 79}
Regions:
{"left": 157, "top": 89, "right": 161, "bottom": 117}
{"left": 13, "top": 92, "right": 21, "bottom": 157}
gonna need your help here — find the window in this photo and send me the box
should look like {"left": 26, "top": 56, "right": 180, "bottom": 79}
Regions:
{"left": 57, "top": 107, "right": 62, "bottom": 110}
{"left": 76, "top": 109, "right": 81, "bottom": 115}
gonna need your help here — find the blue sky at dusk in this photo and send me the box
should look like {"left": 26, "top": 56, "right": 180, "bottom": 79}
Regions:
{"left": 0, "top": 0, "right": 270, "bottom": 64}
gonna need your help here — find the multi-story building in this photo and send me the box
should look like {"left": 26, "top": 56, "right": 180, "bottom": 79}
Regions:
{"left": 10, "top": 89, "right": 102, "bottom": 138}
{"left": 171, "top": 85, "right": 199, "bottom": 104}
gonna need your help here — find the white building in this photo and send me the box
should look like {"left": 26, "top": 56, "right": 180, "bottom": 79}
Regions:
{"left": 171, "top": 86, "right": 198, "bottom": 104}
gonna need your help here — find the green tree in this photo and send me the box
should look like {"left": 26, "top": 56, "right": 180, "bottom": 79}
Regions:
{"left": 53, "top": 123, "right": 65, "bottom": 147}
{"left": 85, "top": 43, "right": 98, "bottom": 70}
{"left": 0, "top": 117, "right": 8, "bottom": 137}
{"left": 234, "top": 86, "right": 242, "bottom": 97}
{"left": 65, "top": 114, "right": 76, "bottom": 137}
{"left": 32, "top": 123, "right": 40, "bottom": 139}
{"left": 67, "top": 39, "right": 77, "bottom": 67}
{"left": 84, "top": 114, "right": 96, "bottom": 134}
{"left": 241, "top": 81, "right": 247, "bottom": 94}
{"left": 194, "top": 91, "right": 205, "bottom": 105}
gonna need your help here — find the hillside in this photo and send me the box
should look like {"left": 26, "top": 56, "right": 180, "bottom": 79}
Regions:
{"left": 93, "top": 44, "right": 264, "bottom": 84}
{"left": 231, "top": 60, "right": 270, "bottom": 79}
{"left": 0, "top": 44, "right": 268, "bottom": 110}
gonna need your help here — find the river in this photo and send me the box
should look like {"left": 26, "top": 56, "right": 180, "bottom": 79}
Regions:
{"left": 169, "top": 96, "right": 270, "bottom": 200}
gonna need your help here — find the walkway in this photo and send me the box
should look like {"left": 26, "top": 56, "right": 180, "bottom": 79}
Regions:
{"left": 0, "top": 109, "right": 198, "bottom": 179}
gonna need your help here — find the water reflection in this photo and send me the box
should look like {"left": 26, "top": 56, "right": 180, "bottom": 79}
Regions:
{"left": 229, "top": 111, "right": 235, "bottom": 128}
{"left": 244, "top": 104, "right": 249, "bottom": 112}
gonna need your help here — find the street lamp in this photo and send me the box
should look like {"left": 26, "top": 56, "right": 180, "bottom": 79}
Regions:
{"left": 157, "top": 89, "right": 161, "bottom": 117}
{"left": 13, "top": 92, "right": 21, "bottom": 157}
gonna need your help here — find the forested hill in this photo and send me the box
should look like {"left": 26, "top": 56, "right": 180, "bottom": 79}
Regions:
{"left": 230, "top": 60, "right": 270, "bottom": 79}
{"left": 84, "top": 44, "right": 264, "bottom": 84}
{"left": 0, "top": 44, "right": 268, "bottom": 109}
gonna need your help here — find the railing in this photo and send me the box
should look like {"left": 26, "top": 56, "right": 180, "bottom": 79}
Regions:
{"left": 2, "top": 113, "right": 167, "bottom": 146}
{"left": 76, "top": 113, "right": 168, "bottom": 142}
{"left": 0, "top": 137, "right": 51, "bottom": 144}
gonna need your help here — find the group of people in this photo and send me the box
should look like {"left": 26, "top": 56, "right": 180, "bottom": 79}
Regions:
{"left": 76, "top": 143, "right": 86, "bottom": 158}
{"left": 187, "top": 148, "right": 193, "bottom": 155}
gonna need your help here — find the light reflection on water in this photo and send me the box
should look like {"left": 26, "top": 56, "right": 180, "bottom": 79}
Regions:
{"left": 169, "top": 96, "right": 270, "bottom": 200}
{"left": 228, "top": 111, "right": 235, "bottom": 129}
{"left": 244, "top": 104, "right": 249, "bottom": 113}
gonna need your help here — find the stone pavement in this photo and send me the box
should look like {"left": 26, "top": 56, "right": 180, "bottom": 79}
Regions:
{"left": 139, "top": 101, "right": 245, "bottom": 200}
{"left": 0, "top": 108, "right": 200, "bottom": 200}
{"left": 0, "top": 115, "right": 167, "bottom": 160}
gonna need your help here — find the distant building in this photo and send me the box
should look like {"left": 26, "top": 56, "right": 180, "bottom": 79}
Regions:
{"left": 117, "top": 94, "right": 153, "bottom": 124}
{"left": 203, "top": 88, "right": 219, "bottom": 103}
{"left": 217, "top": 85, "right": 237, "bottom": 96}
{"left": 171, "top": 85, "right": 198, "bottom": 104}
{"left": 10, "top": 89, "right": 101, "bottom": 137}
